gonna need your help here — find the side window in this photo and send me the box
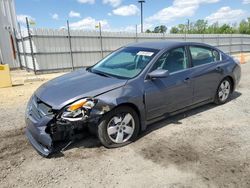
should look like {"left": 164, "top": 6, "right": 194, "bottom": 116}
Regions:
{"left": 190, "top": 46, "right": 220, "bottom": 67}
{"left": 151, "top": 47, "right": 188, "bottom": 73}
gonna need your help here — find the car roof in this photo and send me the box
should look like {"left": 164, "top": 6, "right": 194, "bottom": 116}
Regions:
{"left": 125, "top": 41, "right": 214, "bottom": 50}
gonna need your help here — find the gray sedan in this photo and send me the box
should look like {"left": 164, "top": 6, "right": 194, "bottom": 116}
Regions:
{"left": 25, "top": 41, "right": 241, "bottom": 157}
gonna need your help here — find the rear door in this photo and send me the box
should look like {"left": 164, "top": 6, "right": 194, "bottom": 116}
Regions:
{"left": 188, "top": 45, "right": 224, "bottom": 103}
{"left": 144, "top": 46, "right": 194, "bottom": 120}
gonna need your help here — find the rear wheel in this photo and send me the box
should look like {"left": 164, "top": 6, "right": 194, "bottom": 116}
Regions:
{"left": 97, "top": 106, "right": 140, "bottom": 148}
{"left": 214, "top": 78, "right": 232, "bottom": 104}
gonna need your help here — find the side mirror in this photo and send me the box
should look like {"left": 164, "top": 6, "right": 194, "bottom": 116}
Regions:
{"left": 148, "top": 69, "right": 169, "bottom": 79}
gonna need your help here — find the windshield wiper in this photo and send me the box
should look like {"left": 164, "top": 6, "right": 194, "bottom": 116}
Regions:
{"left": 94, "top": 71, "right": 110, "bottom": 77}
{"left": 90, "top": 69, "right": 112, "bottom": 78}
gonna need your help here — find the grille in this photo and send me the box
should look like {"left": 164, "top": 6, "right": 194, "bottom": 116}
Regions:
{"left": 29, "top": 96, "right": 52, "bottom": 120}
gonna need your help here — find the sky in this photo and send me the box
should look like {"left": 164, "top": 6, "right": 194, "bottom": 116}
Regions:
{"left": 15, "top": 0, "right": 250, "bottom": 32}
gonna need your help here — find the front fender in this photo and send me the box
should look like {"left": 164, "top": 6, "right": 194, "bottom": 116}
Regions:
{"left": 90, "top": 85, "right": 147, "bottom": 131}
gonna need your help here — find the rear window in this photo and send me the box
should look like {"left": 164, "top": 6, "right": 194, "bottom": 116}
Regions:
{"left": 190, "top": 46, "right": 220, "bottom": 67}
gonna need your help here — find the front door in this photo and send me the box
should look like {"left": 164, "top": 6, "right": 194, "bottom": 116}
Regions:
{"left": 144, "top": 47, "right": 193, "bottom": 120}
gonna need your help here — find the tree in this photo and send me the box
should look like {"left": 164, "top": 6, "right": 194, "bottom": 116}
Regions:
{"left": 170, "top": 27, "right": 179, "bottom": 33}
{"left": 145, "top": 25, "right": 167, "bottom": 33}
{"left": 239, "top": 18, "right": 250, "bottom": 34}
{"left": 177, "top": 24, "right": 186, "bottom": 33}
{"left": 194, "top": 19, "right": 208, "bottom": 34}
{"left": 218, "top": 24, "right": 235, "bottom": 34}
{"left": 153, "top": 25, "right": 167, "bottom": 33}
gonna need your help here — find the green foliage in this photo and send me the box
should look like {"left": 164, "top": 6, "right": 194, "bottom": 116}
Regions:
{"left": 146, "top": 25, "right": 167, "bottom": 33}
{"left": 153, "top": 25, "right": 167, "bottom": 33}
{"left": 167, "top": 18, "right": 250, "bottom": 34}
{"left": 170, "top": 27, "right": 179, "bottom": 34}
{"left": 239, "top": 18, "right": 250, "bottom": 34}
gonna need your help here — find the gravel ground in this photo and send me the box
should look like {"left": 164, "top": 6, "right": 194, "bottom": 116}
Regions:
{"left": 0, "top": 62, "right": 250, "bottom": 188}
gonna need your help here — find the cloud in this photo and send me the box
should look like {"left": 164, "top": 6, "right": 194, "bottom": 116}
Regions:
{"left": 112, "top": 4, "right": 139, "bottom": 16}
{"left": 103, "top": 0, "right": 122, "bottom": 7}
{"left": 52, "top": 13, "right": 59, "bottom": 20}
{"left": 77, "top": 0, "right": 95, "bottom": 4}
{"left": 69, "top": 17, "right": 109, "bottom": 30}
{"left": 69, "top": 10, "right": 81, "bottom": 18}
{"left": 17, "top": 14, "right": 35, "bottom": 24}
{"left": 205, "top": 6, "right": 245, "bottom": 24}
{"left": 107, "top": 12, "right": 112, "bottom": 16}
{"left": 146, "top": 0, "right": 220, "bottom": 23}
{"left": 243, "top": 0, "right": 250, "bottom": 4}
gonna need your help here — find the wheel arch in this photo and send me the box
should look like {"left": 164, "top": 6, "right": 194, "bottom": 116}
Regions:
{"left": 115, "top": 102, "right": 142, "bottom": 131}
{"left": 224, "top": 75, "right": 235, "bottom": 92}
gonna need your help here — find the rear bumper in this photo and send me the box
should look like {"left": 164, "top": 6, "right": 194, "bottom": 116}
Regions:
{"left": 232, "top": 61, "right": 241, "bottom": 91}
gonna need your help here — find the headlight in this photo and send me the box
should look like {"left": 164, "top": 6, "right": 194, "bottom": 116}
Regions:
{"left": 61, "top": 98, "right": 97, "bottom": 121}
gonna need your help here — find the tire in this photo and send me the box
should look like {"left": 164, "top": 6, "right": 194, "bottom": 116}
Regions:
{"left": 214, "top": 77, "right": 232, "bottom": 105}
{"left": 97, "top": 106, "right": 140, "bottom": 148}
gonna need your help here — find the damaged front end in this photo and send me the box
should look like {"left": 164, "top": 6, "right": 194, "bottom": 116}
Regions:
{"left": 25, "top": 95, "right": 111, "bottom": 157}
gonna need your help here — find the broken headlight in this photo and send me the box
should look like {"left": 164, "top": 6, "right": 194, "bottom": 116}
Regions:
{"left": 61, "top": 98, "right": 97, "bottom": 121}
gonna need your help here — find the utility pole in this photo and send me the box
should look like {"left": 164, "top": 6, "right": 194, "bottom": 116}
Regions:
{"left": 187, "top": 19, "right": 190, "bottom": 34}
{"left": 138, "top": 0, "right": 145, "bottom": 33}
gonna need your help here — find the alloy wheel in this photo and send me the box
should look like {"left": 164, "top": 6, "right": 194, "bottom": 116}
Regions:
{"left": 218, "top": 80, "right": 231, "bottom": 102}
{"left": 107, "top": 113, "right": 135, "bottom": 144}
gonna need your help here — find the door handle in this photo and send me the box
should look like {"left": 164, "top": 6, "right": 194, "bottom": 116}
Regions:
{"left": 215, "top": 66, "right": 222, "bottom": 72}
{"left": 183, "top": 77, "right": 190, "bottom": 83}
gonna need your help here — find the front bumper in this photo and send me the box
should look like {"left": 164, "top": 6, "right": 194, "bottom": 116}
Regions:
{"left": 25, "top": 113, "right": 53, "bottom": 157}
{"left": 25, "top": 95, "right": 108, "bottom": 157}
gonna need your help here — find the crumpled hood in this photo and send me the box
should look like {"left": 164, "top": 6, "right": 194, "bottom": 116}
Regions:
{"left": 35, "top": 69, "right": 127, "bottom": 110}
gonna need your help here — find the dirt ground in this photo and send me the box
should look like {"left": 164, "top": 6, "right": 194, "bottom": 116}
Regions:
{"left": 0, "top": 62, "right": 250, "bottom": 188}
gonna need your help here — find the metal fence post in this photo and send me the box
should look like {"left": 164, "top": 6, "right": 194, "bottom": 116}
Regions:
{"left": 135, "top": 24, "right": 138, "bottom": 42}
{"left": 217, "top": 34, "right": 220, "bottom": 48}
{"left": 26, "top": 17, "right": 36, "bottom": 74}
{"left": 229, "top": 34, "right": 232, "bottom": 55}
{"left": 240, "top": 34, "right": 243, "bottom": 54}
{"left": 67, "top": 20, "right": 74, "bottom": 71}
{"left": 98, "top": 22, "right": 104, "bottom": 58}
{"left": 18, "top": 23, "right": 28, "bottom": 71}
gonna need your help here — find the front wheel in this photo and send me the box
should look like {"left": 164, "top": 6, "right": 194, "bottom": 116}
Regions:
{"left": 97, "top": 106, "right": 140, "bottom": 148}
{"left": 214, "top": 78, "right": 232, "bottom": 105}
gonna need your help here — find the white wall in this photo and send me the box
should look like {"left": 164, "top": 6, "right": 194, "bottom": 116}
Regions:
{"left": 0, "top": 0, "right": 19, "bottom": 68}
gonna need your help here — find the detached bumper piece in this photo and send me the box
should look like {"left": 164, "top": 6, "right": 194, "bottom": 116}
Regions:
{"left": 25, "top": 128, "right": 52, "bottom": 157}
{"left": 25, "top": 114, "right": 54, "bottom": 157}
{"left": 25, "top": 96, "right": 55, "bottom": 157}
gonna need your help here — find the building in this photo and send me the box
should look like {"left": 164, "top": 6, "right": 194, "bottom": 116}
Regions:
{"left": 0, "top": 0, "right": 19, "bottom": 68}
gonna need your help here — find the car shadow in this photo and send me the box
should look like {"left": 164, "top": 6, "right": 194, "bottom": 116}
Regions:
{"left": 138, "top": 91, "right": 242, "bottom": 140}
{"left": 50, "top": 91, "right": 242, "bottom": 158}
{"left": 51, "top": 134, "right": 102, "bottom": 158}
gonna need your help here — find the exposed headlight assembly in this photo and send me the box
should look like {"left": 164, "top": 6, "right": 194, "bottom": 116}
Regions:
{"left": 61, "top": 98, "right": 97, "bottom": 121}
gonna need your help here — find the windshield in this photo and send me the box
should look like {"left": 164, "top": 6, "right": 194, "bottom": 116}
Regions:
{"left": 90, "top": 47, "right": 159, "bottom": 79}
